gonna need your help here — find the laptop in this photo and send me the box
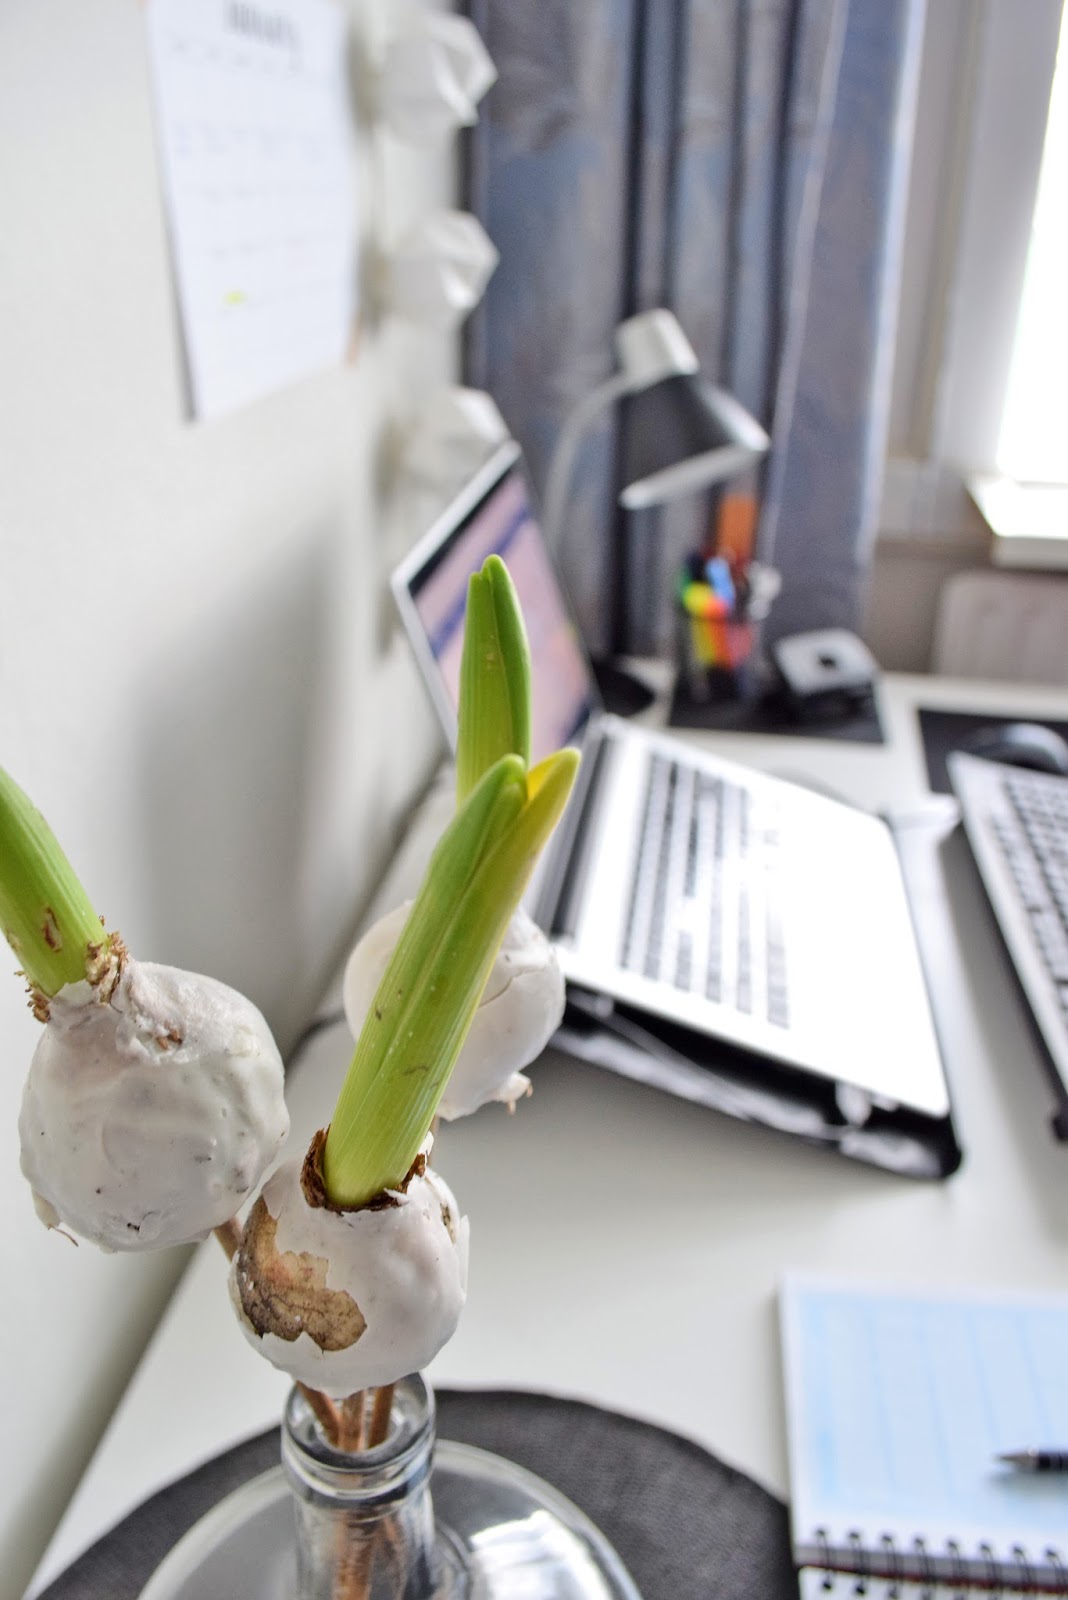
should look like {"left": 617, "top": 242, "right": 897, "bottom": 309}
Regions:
{"left": 392, "top": 440, "right": 950, "bottom": 1128}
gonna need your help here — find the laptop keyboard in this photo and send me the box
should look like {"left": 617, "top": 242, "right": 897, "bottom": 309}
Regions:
{"left": 621, "top": 754, "right": 789, "bottom": 1027}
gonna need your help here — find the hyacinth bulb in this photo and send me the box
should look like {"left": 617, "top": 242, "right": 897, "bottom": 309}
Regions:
{"left": 229, "top": 1134, "right": 468, "bottom": 1396}
{"left": 343, "top": 902, "right": 564, "bottom": 1119}
{"left": 19, "top": 957, "right": 288, "bottom": 1251}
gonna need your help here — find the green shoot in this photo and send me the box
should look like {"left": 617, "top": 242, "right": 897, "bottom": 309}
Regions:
{"left": 323, "top": 552, "right": 576, "bottom": 1208}
{"left": 455, "top": 555, "right": 532, "bottom": 805}
{"left": 0, "top": 766, "right": 115, "bottom": 1006}
{"left": 322, "top": 746, "right": 578, "bottom": 1208}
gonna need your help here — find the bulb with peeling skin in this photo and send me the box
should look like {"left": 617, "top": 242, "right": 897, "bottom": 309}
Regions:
{"left": 229, "top": 1133, "right": 469, "bottom": 1396}
{"left": 343, "top": 903, "right": 564, "bottom": 1119}
{"left": 19, "top": 956, "right": 289, "bottom": 1251}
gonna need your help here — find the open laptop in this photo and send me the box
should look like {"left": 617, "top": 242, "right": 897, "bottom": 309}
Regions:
{"left": 392, "top": 440, "right": 949, "bottom": 1126}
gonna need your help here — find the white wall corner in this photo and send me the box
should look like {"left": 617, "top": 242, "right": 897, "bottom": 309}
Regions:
{"left": 877, "top": 457, "right": 990, "bottom": 549}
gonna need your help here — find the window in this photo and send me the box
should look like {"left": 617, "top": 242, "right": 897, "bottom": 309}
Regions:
{"left": 996, "top": 0, "right": 1068, "bottom": 485}
{"left": 884, "top": 0, "right": 1065, "bottom": 552}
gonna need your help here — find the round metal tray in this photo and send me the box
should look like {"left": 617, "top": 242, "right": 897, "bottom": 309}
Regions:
{"left": 139, "top": 1439, "right": 642, "bottom": 1599}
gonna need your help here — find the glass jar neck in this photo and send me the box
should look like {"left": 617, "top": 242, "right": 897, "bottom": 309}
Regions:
{"left": 282, "top": 1376, "right": 435, "bottom": 1513}
{"left": 282, "top": 1376, "right": 445, "bottom": 1600}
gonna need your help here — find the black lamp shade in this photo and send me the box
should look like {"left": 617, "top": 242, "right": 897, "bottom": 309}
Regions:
{"left": 619, "top": 374, "right": 770, "bottom": 510}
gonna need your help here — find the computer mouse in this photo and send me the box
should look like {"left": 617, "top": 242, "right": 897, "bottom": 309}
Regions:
{"left": 959, "top": 720, "right": 1068, "bottom": 775}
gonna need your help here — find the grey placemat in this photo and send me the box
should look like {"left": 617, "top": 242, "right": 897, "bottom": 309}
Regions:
{"left": 34, "top": 1388, "right": 797, "bottom": 1600}
{"left": 668, "top": 678, "right": 884, "bottom": 742}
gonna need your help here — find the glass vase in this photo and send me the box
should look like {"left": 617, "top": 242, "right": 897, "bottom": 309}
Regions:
{"left": 282, "top": 1376, "right": 458, "bottom": 1600}
{"left": 140, "top": 1372, "right": 641, "bottom": 1599}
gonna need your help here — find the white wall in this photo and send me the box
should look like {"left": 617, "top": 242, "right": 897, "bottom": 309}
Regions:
{"left": 0, "top": 2, "right": 453, "bottom": 1591}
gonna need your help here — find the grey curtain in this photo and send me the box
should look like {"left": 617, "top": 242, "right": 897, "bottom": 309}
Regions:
{"left": 463, "top": 0, "right": 925, "bottom": 657}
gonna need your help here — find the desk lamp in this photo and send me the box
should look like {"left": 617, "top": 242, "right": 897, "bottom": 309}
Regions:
{"left": 542, "top": 309, "right": 770, "bottom": 714}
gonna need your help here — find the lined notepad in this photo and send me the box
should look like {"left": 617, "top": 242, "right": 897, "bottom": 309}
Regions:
{"left": 780, "top": 1277, "right": 1068, "bottom": 1594}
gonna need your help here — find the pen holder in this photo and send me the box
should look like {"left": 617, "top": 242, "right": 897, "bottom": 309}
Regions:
{"left": 675, "top": 558, "right": 779, "bottom": 704}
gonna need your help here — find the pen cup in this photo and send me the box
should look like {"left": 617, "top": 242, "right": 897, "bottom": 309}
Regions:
{"left": 675, "top": 610, "right": 761, "bottom": 703}
{"left": 675, "top": 559, "right": 779, "bottom": 704}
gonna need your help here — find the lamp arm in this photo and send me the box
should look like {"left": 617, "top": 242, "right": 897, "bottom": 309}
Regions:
{"left": 541, "top": 371, "right": 635, "bottom": 558}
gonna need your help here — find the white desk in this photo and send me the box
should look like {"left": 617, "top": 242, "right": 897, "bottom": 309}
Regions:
{"left": 30, "top": 673, "right": 1068, "bottom": 1594}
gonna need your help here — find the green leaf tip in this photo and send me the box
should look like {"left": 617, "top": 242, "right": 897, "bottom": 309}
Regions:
{"left": 0, "top": 765, "right": 115, "bottom": 1009}
{"left": 455, "top": 555, "right": 532, "bottom": 805}
{"left": 322, "top": 743, "right": 580, "bottom": 1209}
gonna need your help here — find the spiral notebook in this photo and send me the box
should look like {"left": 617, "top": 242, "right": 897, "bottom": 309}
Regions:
{"left": 780, "top": 1277, "right": 1068, "bottom": 1596}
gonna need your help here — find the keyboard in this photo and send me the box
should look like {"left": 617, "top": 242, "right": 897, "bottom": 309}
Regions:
{"left": 620, "top": 754, "right": 789, "bottom": 1027}
{"left": 947, "top": 750, "right": 1068, "bottom": 1137}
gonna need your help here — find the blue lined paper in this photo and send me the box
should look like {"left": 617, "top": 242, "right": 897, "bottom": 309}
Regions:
{"left": 780, "top": 1278, "right": 1068, "bottom": 1556}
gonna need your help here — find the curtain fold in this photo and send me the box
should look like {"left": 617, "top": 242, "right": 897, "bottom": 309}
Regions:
{"left": 464, "top": 0, "right": 923, "bottom": 657}
{"left": 758, "top": 0, "right": 926, "bottom": 644}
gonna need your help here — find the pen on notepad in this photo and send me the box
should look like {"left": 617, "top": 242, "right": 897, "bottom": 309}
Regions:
{"left": 996, "top": 1449, "right": 1068, "bottom": 1473}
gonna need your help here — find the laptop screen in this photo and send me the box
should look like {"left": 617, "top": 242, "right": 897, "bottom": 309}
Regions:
{"left": 393, "top": 446, "right": 596, "bottom": 763}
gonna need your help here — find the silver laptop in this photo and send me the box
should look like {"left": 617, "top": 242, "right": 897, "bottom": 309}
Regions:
{"left": 392, "top": 440, "right": 948, "bottom": 1120}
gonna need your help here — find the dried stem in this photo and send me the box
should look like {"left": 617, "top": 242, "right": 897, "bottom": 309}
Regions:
{"left": 368, "top": 1383, "right": 395, "bottom": 1447}
{"left": 297, "top": 1382, "right": 343, "bottom": 1444}
{"left": 337, "top": 1391, "right": 367, "bottom": 1452}
{"left": 334, "top": 1528, "right": 375, "bottom": 1600}
{"left": 329, "top": 1385, "right": 397, "bottom": 1600}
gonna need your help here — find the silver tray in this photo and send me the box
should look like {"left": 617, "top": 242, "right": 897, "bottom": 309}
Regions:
{"left": 139, "top": 1439, "right": 641, "bottom": 1599}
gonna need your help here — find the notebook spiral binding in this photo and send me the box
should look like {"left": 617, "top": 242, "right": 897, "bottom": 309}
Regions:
{"left": 808, "top": 1527, "right": 1067, "bottom": 1595}
{"left": 910, "top": 1537, "right": 935, "bottom": 1588}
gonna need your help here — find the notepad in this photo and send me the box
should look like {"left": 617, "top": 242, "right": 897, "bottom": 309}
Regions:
{"left": 779, "top": 1277, "right": 1068, "bottom": 1595}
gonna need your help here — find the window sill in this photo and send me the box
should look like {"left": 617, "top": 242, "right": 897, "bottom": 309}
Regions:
{"left": 967, "top": 475, "right": 1068, "bottom": 571}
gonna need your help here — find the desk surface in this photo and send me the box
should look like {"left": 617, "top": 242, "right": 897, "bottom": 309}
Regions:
{"left": 29, "top": 673, "right": 1068, "bottom": 1595}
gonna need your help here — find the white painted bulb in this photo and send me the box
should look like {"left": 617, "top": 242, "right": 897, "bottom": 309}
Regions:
{"left": 342, "top": 903, "right": 564, "bottom": 1119}
{"left": 228, "top": 1137, "right": 469, "bottom": 1396}
{"left": 19, "top": 957, "right": 289, "bottom": 1251}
